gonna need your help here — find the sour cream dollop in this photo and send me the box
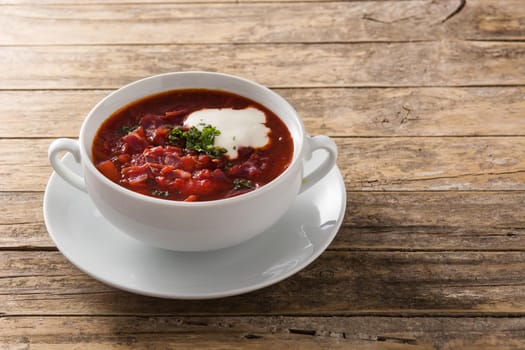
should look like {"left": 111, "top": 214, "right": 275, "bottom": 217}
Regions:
{"left": 184, "top": 107, "right": 270, "bottom": 159}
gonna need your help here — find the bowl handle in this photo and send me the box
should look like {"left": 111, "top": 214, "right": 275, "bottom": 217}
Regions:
{"left": 300, "top": 135, "right": 338, "bottom": 194}
{"left": 48, "top": 138, "right": 87, "bottom": 192}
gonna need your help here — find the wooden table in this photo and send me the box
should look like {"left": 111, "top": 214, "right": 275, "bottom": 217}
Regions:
{"left": 2, "top": 0, "right": 525, "bottom": 348}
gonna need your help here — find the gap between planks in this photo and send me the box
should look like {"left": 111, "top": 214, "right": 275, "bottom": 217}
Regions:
{"left": 4, "top": 246, "right": 525, "bottom": 253}
{"left": 0, "top": 40, "right": 443, "bottom": 48}
{"left": 6, "top": 83, "right": 525, "bottom": 91}
{"left": 0, "top": 0, "right": 377, "bottom": 5}
{"left": 3, "top": 312, "right": 525, "bottom": 318}
{"left": 0, "top": 312, "right": 525, "bottom": 319}
{"left": 5, "top": 135, "right": 525, "bottom": 139}
{"left": 5, "top": 190, "right": 525, "bottom": 193}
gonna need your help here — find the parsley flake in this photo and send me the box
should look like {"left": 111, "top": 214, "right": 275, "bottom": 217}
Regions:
{"left": 120, "top": 124, "right": 139, "bottom": 135}
{"left": 169, "top": 124, "right": 227, "bottom": 158}
{"left": 151, "top": 189, "right": 169, "bottom": 197}
{"left": 233, "top": 178, "right": 254, "bottom": 190}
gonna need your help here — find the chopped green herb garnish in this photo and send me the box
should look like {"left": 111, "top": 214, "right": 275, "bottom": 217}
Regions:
{"left": 169, "top": 124, "right": 227, "bottom": 158}
{"left": 120, "top": 124, "right": 139, "bottom": 135}
{"left": 168, "top": 126, "right": 184, "bottom": 143}
{"left": 223, "top": 161, "right": 234, "bottom": 171}
{"left": 233, "top": 178, "right": 254, "bottom": 190}
{"left": 151, "top": 189, "right": 169, "bottom": 197}
{"left": 207, "top": 147, "right": 228, "bottom": 158}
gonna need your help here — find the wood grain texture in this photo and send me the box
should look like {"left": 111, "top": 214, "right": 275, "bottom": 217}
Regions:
{"left": 345, "top": 191, "right": 525, "bottom": 228}
{"left": 343, "top": 137, "right": 525, "bottom": 191}
{"left": 2, "top": 137, "right": 524, "bottom": 191}
{"left": 2, "top": 0, "right": 525, "bottom": 345}
{"left": 454, "top": 0, "right": 525, "bottom": 40}
{"left": 2, "top": 40, "right": 525, "bottom": 89}
{"left": 0, "top": 1, "right": 460, "bottom": 45}
{"left": 2, "top": 192, "right": 525, "bottom": 250}
{"left": 336, "top": 226, "right": 525, "bottom": 252}
{"left": 2, "top": 87, "right": 525, "bottom": 138}
{"left": 2, "top": 0, "right": 524, "bottom": 44}
{"left": 2, "top": 250, "right": 525, "bottom": 315}
{"left": 1, "top": 316, "right": 525, "bottom": 349}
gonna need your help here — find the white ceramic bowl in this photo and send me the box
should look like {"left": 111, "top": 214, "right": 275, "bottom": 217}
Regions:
{"left": 49, "top": 72, "right": 337, "bottom": 251}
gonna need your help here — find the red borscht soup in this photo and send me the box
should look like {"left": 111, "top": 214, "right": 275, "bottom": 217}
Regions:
{"left": 92, "top": 89, "right": 293, "bottom": 202}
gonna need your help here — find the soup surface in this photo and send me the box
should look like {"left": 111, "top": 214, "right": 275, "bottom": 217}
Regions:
{"left": 92, "top": 89, "right": 293, "bottom": 201}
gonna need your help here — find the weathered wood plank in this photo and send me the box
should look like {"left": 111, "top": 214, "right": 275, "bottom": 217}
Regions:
{"left": 1, "top": 316, "right": 525, "bottom": 349}
{"left": 0, "top": 139, "right": 53, "bottom": 192}
{"left": 250, "top": 87, "right": 525, "bottom": 137}
{"left": 335, "top": 226, "right": 525, "bottom": 252}
{"left": 2, "top": 41, "right": 525, "bottom": 89}
{"left": 1, "top": 0, "right": 402, "bottom": 3}
{"left": 3, "top": 137, "right": 525, "bottom": 192}
{"left": 0, "top": 0, "right": 315, "bottom": 3}
{"left": 2, "top": 1, "right": 524, "bottom": 44}
{"left": 344, "top": 137, "right": 525, "bottom": 191}
{"left": 0, "top": 1, "right": 459, "bottom": 45}
{"left": 452, "top": 0, "right": 525, "bottom": 40}
{"left": 1, "top": 0, "right": 523, "bottom": 347}
{"left": 0, "top": 192, "right": 43, "bottom": 225}
{"left": 4, "top": 223, "right": 525, "bottom": 252}
{"left": 1, "top": 250, "right": 525, "bottom": 315}
{"left": 2, "top": 192, "right": 525, "bottom": 250}
{"left": 345, "top": 191, "right": 525, "bottom": 228}
{"left": 2, "top": 87, "right": 525, "bottom": 138}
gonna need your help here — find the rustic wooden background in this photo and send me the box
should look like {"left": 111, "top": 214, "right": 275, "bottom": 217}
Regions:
{"left": 2, "top": 0, "right": 525, "bottom": 348}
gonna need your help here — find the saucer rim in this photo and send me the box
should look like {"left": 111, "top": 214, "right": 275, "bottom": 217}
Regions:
{"left": 43, "top": 154, "right": 346, "bottom": 299}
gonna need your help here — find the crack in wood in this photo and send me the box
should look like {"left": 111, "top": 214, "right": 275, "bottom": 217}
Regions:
{"left": 440, "top": 0, "right": 466, "bottom": 24}
{"left": 360, "top": 169, "right": 525, "bottom": 186}
{"left": 183, "top": 320, "right": 209, "bottom": 327}
{"left": 361, "top": 13, "right": 416, "bottom": 25}
{"left": 3, "top": 313, "right": 525, "bottom": 319}
{"left": 0, "top": 247, "right": 58, "bottom": 252}
{"left": 376, "top": 335, "right": 418, "bottom": 345}
{"left": 243, "top": 333, "right": 263, "bottom": 339}
{"left": 0, "top": 274, "right": 71, "bottom": 280}
{"left": 326, "top": 248, "right": 525, "bottom": 253}
{"left": 288, "top": 328, "right": 316, "bottom": 336}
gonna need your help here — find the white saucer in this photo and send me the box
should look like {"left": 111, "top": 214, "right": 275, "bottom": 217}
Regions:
{"left": 44, "top": 152, "right": 346, "bottom": 299}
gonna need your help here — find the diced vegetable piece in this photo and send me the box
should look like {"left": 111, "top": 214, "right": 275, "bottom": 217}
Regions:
{"left": 96, "top": 160, "right": 121, "bottom": 183}
{"left": 184, "top": 194, "right": 198, "bottom": 202}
